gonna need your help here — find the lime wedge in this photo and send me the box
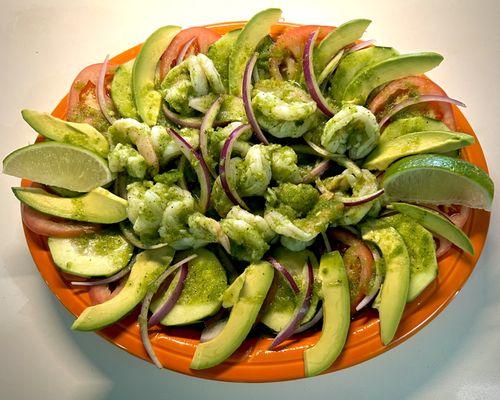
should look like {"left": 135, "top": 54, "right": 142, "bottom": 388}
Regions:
{"left": 382, "top": 154, "right": 494, "bottom": 210}
{"left": 3, "top": 142, "right": 113, "bottom": 192}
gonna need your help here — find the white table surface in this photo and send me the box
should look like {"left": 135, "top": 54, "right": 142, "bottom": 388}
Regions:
{"left": 1, "top": 0, "right": 499, "bottom": 398}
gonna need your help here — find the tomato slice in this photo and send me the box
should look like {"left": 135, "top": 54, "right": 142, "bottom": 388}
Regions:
{"left": 67, "top": 63, "right": 116, "bottom": 131}
{"left": 368, "top": 75, "right": 456, "bottom": 130}
{"left": 21, "top": 204, "right": 102, "bottom": 238}
{"left": 329, "top": 228, "right": 374, "bottom": 311}
{"left": 159, "top": 27, "right": 221, "bottom": 80}
{"left": 89, "top": 279, "right": 126, "bottom": 305}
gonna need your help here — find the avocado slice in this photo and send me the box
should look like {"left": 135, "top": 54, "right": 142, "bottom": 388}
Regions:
{"left": 111, "top": 60, "right": 139, "bottom": 119}
{"left": 13, "top": 187, "right": 127, "bottom": 224}
{"left": 380, "top": 116, "right": 449, "bottom": 144}
{"left": 207, "top": 29, "right": 241, "bottom": 90}
{"left": 363, "top": 130, "right": 474, "bottom": 170}
{"left": 132, "top": 25, "right": 181, "bottom": 125}
{"left": 228, "top": 8, "right": 282, "bottom": 95}
{"left": 72, "top": 246, "right": 174, "bottom": 331}
{"left": 361, "top": 222, "right": 410, "bottom": 345}
{"left": 48, "top": 228, "right": 133, "bottom": 277}
{"left": 329, "top": 47, "right": 399, "bottom": 103}
{"left": 260, "top": 247, "right": 320, "bottom": 332}
{"left": 303, "top": 251, "right": 350, "bottom": 377}
{"left": 341, "top": 52, "right": 444, "bottom": 105}
{"left": 314, "top": 19, "right": 371, "bottom": 73}
{"left": 390, "top": 202, "right": 474, "bottom": 254}
{"left": 150, "top": 248, "right": 228, "bottom": 326}
{"left": 376, "top": 214, "right": 438, "bottom": 301}
{"left": 190, "top": 261, "right": 274, "bottom": 370}
{"left": 21, "top": 109, "right": 109, "bottom": 158}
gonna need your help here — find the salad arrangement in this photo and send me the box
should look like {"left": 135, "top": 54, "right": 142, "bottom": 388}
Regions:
{"left": 3, "top": 8, "right": 494, "bottom": 377}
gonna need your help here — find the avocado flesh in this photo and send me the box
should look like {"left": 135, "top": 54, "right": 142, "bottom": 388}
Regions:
{"left": 228, "top": 8, "right": 282, "bottom": 96}
{"left": 260, "top": 247, "right": 320, "bottom": 332}
{"left": 363, "top": 130, "right": 474, "bottom": 170}
{"left": 13, "top": 187, "right": 127, "bottom": 224}
{"left": 304, "top": 251, "right": 350, "bottom": 377}
{"left": 150, "top": 248, "right": 228, "bottom": 326}
{"left": 48, "top": 229, "right": 133, "bottom": 277}
{"left": 341, "top": 52, "right": 444, "bottom": 105}
{"left": 361, "top": 222, "right": 410, "bottom": 345}
{"left": 21, "top": 109, "right": 109, "bottom": 158}
{"left": 71, "top": 246, "right": 174, "bottom": 331}
{"left": 380, "top": 116, "right": 449, "bottom": 144}
{"left": 111, "top": 60, "right": 139, "bottom": 119}
{"left": 207, "top": 29, "right": 241, "bottom": 90}
{"left": 190, "top": 261, "right": 274, "bottom": 370}
{"left": 390, "top": 202, "right": 474, "bottom": 254}
{"left": 132, "top": 25, "right": 181, "bottom": 125}
{"left": 329, "top": 47, "right": 399, "bottom": 104}
{"left": 375, "top": 214, "right": 437, "bottom": 301}
{"left": 315, "top": 18, "right": 371, "bottom": 73}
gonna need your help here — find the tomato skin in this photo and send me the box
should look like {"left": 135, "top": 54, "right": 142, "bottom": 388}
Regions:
{"left": 273, "top": 25, "right": 333, "bottom": 59}
{"left": 368, "top": 75, "right": 456, "bottom": 130}
{"left": 159, "top": 27, "right": 221, "bottom": 79}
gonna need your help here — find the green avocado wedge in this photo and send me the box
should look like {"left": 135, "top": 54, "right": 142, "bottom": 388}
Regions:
{"left": 228, "top": 8, "right": 282, "bottom": 96}
{"left": 190, "top": 261, "right": 274, "bottom": 370}
{"left": 13, "top": 187, "right": 127, "bottom": 224}
{"left": 304, "top": 251, "right": 350, "bottom": 377}
{"left": 363, "top": 130, "right": 474, "bottom": 170}
{"left": 207, "top": 29, "right": 241, "bottom": 90}
{"left": 329, "top": 46, "right": 399, "bottom": 104}
{"left": 341, "top": 52, "right": 444, "bottom": 105}
{"left": 151, "top": 248, "right": 228, "bottom": 326}
{"left": 72, "top": 246, "right": 174, "bottom": 331}
{"left": 379, "top": 116, "right": 449, "bottom": 144}
{"left": 361, "top": 222, "right": 410, "bottom": 345}
{"left": 390, "top": 202, "right": 474, "bottom": 254}
{"left": 132, "top": 25, "right": 181, "bottom": 125}
{"left": 48, "top": 229, "right": 133, "bottom": 277}
{"left": 21, "top": 110, "right": 109, "bottom": 158}
{"left": 111, "top": 60, "right": 139, "bottom": 119}
{"left": 315, "top": 19, "right": 371, "bottom": 73}
{"left": 376, "top": 214, "right": 438, "bottom": 301}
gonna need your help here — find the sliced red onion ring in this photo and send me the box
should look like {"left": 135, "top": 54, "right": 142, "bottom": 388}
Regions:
{"left": 269, "top": 260, "right": 314, "bottom": 349}
{"left": 243, "top": 53, "right": 269, "bottom": 145}
{"left": 162, "top": 103, "right": 203, "bottom": 128}
{"left": 378, "top": 95, "right": 466, "bottom": 127}
{"left": 321, "top": 231, "right": 332, "bottom": 252}
{"left": 302, "top": 160, "right": 332, "bottom": 183}
{"left": 176, "top": 36, "right": 196, "bottom": 65}
{"left": 200, "top": 317, "right": 228, "bottom": 343}
{"left": 303, "top": 30, "right": 335, "bottom": 118}
{"left": 304, "top": 138, "right": 334, "bottom": 158}
{"left": 347, "top": 39, "right": 376, "bottom": 53}
{"left": 200, "top": 96, "right": 223, "bottom": 178}
{"left": 355, "top": 285, "right": 380, "bottom": 312}
{"left": 119, "top": 222, "right": 168, "bottom": 250}
{"left": 450, "top": 206, "right": 471, "bottom": 229}
{"left": 267, "top": 256, "right": 300, "bottom": 294}
{"left": 167, "top": 128, "right": 212, "bottom": 213}
{"left": 97, "top": 54, "right": 115, "bottom": 125}
{"left": 294, "top": 307, "right": 323, "bottom": 334}
{"left": 71, "top": 261, "right": 134, "bottom": 287}
{"left": 219, "top": 124, "right": 252, "bottom": 210}
{"left": 337, "top": 188, "right": 385, "bottom": 206}
{"left": 435, "top": 235, "right": 452, "bottom": 258}
{"left": 148, "top": 263, "right": 189, "bottom": 327}
{"left": 318, "top": 49, "right": 344, "bottom": 86}
{"left": 89, "top": 279, "right": 126, "bottom": 305}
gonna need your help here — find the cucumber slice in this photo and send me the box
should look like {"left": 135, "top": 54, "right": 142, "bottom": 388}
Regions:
{"left": 48, "top": 228, "right": 133, "bottom": 277}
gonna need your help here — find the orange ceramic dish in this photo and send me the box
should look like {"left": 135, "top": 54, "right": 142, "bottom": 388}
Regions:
{"left": 21, "top": 21, "right": 491, "bottom": 382}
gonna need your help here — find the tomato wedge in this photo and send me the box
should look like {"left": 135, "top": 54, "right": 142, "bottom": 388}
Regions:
{"left": 329, "top": 228, "right": 374, "bottom": 311}
{"left": 67, "top": 63, "right": 117, "bottom": 132}
{"left": 159, "top": 27, "right": 221, "bottom": 80}
{"left": 368, "top": 75, "right": 456, "bottom": 130}
{"left": 21, "top": 204, "right": 102, "bottom": 238}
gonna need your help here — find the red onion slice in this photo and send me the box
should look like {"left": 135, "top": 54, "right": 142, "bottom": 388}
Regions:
{"left": 450, "top": 206, "right": 471, "bottom": 229}
{"left": 302, "top": 160, "right": 332, "bottom": 183}
{"left": 97, "top": 54, "right": 115, "bottom": 125}
{"left": 199, "top": 96, "right": 223, "bottom": 178}
{"left": 162, "top": 103, "right": 203, "bottom": 128}
{"left": 378, "top": 95, "right": 466, "bottom": 127}
{"left": 355, "top": 286, "right": 380, "bottom": 312}
{"left": 318, "top": 49, "right": 344, "bottom": 86}
{"left": 200, "top": 318, "right": 228, "bottom": 343}
{"left": 176, "top": 36, "right": 196, "bottom": 65}
{"left": 294, "top": 307, "right": 323, "bottom": 334}
{"left": 347, "top": 39, "right": 376, "bottom": 53}
{"left": 321, "top": 231, "right": 332, "bottom": 252}
{"left": 71, "top": 261, "right": 133, "bottom": 287}
{"left": 269, "top": 260, "right": 314, "bottom": 350}
{"left": 303, "top": 30, "right": 335, "bottom": 118}
{"left": 267, "top": 256, "right": 300, "bottom": 294}
{"left": 119, "top": 222, "right": 169, "bottom": 250}
{"left": 337, "top": 188, "right": 385, "bottom": 206}
{"left": 167, "top": 128, "right": 212, "bottom": 213}
{"left": 435, "top": 235, "right": 453, "bottom": 258}
{"left": 219, "top": 124, "right": 252, "bottom": 210}
{"left": 243, "top": 53, "right": 269, "bottom": 145}
{"left": 89, "top": 279, "right": 126, "bottom": 305}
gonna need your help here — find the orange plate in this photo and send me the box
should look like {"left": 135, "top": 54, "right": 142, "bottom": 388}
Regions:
{"left": 21, "top": 22, "right": 491, "bottom": 382}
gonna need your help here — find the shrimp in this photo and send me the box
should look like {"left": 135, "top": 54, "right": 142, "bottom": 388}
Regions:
{"left": 108, "top": 143, "right": 147, "bottom": 179}
{"left": 150, "top": 125, "right": 199, "bottom": 165}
